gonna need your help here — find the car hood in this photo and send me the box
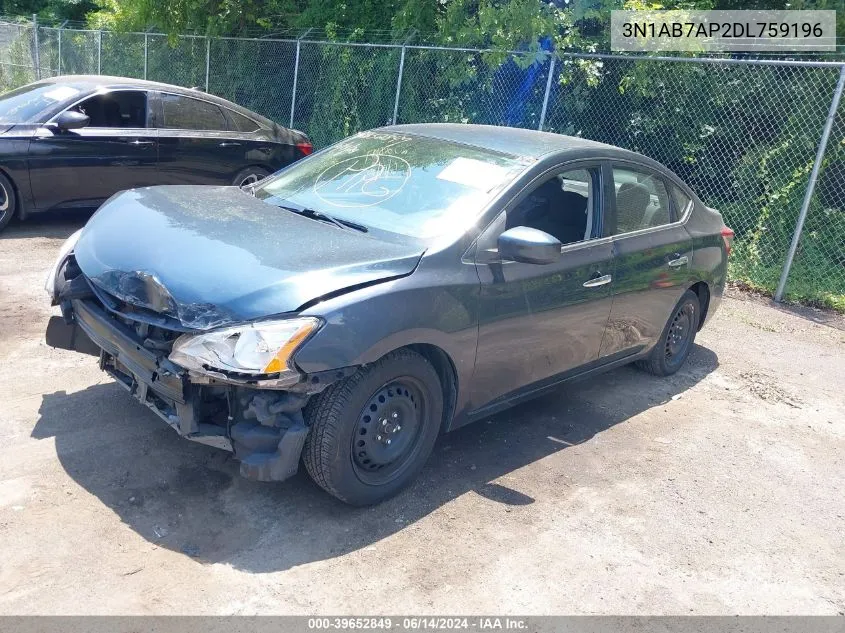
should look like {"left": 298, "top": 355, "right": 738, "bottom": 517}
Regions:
{"left": 74, "top": 186, "right": 425, "bottom": 329}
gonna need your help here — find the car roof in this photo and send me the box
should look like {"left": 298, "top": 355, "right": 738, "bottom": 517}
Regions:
{"left": 380, "top": 123, "right": 626, "bottom": 159}
{"left": 378, "top": 123, "right": 687, "bottom": 189}
{"left": 39, "top": 75, "right": 278, "bottom": 129}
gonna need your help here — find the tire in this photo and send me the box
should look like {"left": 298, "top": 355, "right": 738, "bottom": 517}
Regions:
{"left": 636, "top": 289, "right": 701, "bottom": 377}
{"left": 303, "top": 348, "right": 443, "bottom": 506}
{"left": 0, "top": 172, "right": 17, "bottom": 233}
{"left": 232, "top": 166, "right": 270, "bottom": 187}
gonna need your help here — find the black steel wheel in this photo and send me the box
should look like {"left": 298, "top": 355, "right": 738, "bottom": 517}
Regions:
{"left": 352, "top": 378, "right": 427, "bottom": 485}
{"left": 637, "top": 289, "right": 701, "bottom": 377}
{"left": 303, "top": 348, "right": 443, "bottom": 505}
{"left": 664, "top": 302, "right": 695, "bottom": 366}
{"left": 0, "top": 172, "right": 16, "bottom": 233}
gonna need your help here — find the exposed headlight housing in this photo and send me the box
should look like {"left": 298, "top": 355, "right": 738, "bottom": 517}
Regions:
{"left": 168, "top": 317, "right": 321, "bottom": 383}
{"left": 45, "top": 228, "right": 83, "bottom": 301}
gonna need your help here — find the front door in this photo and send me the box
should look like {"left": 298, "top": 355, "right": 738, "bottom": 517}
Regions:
{"left": 470, "top": 165, "right": 615, "bottom": 411}
{"left": 28, "top": 90, "right": 157, "bottom": 211}
{"left": 599, "top": 163, "right": 694, "bottom": 358}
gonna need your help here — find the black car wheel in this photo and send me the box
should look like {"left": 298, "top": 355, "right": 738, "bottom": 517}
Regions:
{"left": 303, "top": 348, "right": 443, "bottom": 506}
{"left": 0, "top": 172, "right": 17, "bottom": 233}
{"left": 637, "top": 289, "right": 700, "bottom": 377}
{"left": 233, "top": 167, "right": 270, "bottom": 188}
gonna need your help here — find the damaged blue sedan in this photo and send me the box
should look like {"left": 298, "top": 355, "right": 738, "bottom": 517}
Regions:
{"left": 46, "top": 124, "right": 732, "bottom": 505}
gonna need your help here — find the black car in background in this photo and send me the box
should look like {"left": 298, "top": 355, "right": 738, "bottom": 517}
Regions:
{"left": 46, "top": 124, "right": 733, "bottom": 506}
{"left": 0, "top": 75, "right": 312, "bottom": 232}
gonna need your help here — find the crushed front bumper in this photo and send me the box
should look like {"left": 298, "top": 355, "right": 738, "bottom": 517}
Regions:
{"left": 47, "top": 298, "right": 314, "bottom": 482}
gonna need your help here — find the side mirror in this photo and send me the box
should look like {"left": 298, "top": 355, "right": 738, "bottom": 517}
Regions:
{"left": 54, "top": 110, "right": 90, "bottom": 131}
{"left": 498, "top": 226, "right": 562, "bottom": 265}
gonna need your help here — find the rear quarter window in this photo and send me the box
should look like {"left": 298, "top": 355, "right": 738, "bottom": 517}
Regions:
{"left": 611, "top": 167, "right": 672, "bottom": 234}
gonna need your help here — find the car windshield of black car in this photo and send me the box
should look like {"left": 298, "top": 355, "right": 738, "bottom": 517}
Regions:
{"left": 0, "top": 82, "right": 83, "bottom": 124}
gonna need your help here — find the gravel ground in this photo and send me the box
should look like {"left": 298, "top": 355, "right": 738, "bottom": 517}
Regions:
{"left": 1, "top": 212, "right": 843, "bottom": 615}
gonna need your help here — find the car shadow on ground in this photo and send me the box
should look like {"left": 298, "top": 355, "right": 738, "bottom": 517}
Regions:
{"left": 0, "top": 209, "right": 93, "bottom": 240}
{"left": 34, "top": 344, "right": 718, "bottom": 573}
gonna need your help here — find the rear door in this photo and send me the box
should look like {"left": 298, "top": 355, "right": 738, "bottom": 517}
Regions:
{"left": 154, "top": 91, "right": 257, "bottom": 185}
{"left": 599, "top": 162, "right": 694, "bottom": 359}
{"left": 28, "top": 89, "right": 157, "bottom": 210}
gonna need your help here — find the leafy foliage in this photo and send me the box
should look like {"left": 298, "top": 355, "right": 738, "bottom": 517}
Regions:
{"left": 2, "top": 0, "right": 844, "bottom": 309}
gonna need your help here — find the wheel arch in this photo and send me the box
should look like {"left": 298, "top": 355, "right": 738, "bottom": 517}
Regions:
{"left": 0, "top": 166, "right": 24, "bottom": 219}
{"left": 405, "top": 343, "right": 458, "bottom": 435}
{"left": 231, "top": 164, "right": 273, "bottom": 185}
{"left": 689, "top": 280, "right": 710, "bottom": 330}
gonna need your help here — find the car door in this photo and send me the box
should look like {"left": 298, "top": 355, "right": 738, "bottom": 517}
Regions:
{"left": 598, "top": 162, "right": 694, "bottom": 359}
{"left": 154, "top": 91, "right": 260, "bottom": 185}
{"left": 28, "top": 89, "right": 158, "bottom": 211}
{"left": 469, "top": 163, "right": 615, "bottom": 411}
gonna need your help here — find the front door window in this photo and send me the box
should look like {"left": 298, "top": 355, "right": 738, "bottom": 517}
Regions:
{"left": 72, "top": 91, "right": 148, "bottom": 128}
{"left": 508, "top": 168, "right": 598, "bottom": 245}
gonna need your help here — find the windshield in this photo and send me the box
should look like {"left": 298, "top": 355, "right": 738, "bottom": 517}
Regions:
{"left": 254, "top": 131, "right": 528, "bottom": 239}
{"left": 0, "top": 82, "right": 83, "bottom": 124}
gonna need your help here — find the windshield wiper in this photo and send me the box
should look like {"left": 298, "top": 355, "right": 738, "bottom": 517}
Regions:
{"left": 279, "top": 204, "right": 368, "bottom": 233}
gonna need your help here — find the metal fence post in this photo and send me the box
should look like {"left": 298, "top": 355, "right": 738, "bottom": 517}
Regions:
{"left": 32, "top": 14, "right": 40, "bottom": 80}
{"left": 774, "top": 64, "right": 845, "bottom": 302}
{"left": 392, "top": 45, "right": 407, "bottom": 125}
{"left": 97, "top": 30, "right": 102, "bottom": 74}
{"left": 143, "top": 32, "right": 148, "bottom": 79}
{"left": 205, "top": 36, "right": 211, "bottom": 91}
{"left": 538, "top": 54, "right": 555, "bottom": 131}
{"left": 57, "top": 26, "right": 62, "bottom": 75}
{"left": 289, "top": 39, "right": 301, "bottom": 128}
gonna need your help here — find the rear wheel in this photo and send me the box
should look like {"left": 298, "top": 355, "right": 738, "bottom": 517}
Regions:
{"left": 637, "top": 289, "right": 700, "bottom": 376}
{"left": 233, "top": 167, "right": 270, "bottom": 188}
{"left": 303, "top": 349, "right": 443, "bottom": 506}
{"left": 0, "top": 172, "right": 17, "bottom": 233}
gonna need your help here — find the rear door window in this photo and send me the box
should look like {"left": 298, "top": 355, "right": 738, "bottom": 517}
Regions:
{"left": 610, "top": 167, "right": 672, "bottom": 235}
{"left": 160, "top": 93, "right": 228, "bottom": 131}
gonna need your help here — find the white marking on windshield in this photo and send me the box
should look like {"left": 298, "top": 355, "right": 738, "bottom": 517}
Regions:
{"left": 313, "top": 154, "right": 411, "bottom": 208}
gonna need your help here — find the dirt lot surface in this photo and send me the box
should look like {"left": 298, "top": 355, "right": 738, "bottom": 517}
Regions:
{"left": 1, "top": 212, "right": 843, "bottom": 615}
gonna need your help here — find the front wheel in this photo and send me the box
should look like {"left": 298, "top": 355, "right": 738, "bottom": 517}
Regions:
{"left": 303, "top": 349, "right": 443, "bottom": 506}
{"left": 0, "top": 172, "right": 17, "bottom": 233}
{"left": 637, "top": 289, "right": 701, "bottom": 377}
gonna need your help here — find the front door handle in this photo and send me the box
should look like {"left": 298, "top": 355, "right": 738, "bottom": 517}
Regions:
{"left": 583, "top": 273, "right": 612, "bottom": 288}
{"left": 127, "top": 139, "right": 155, "bottom": 146}
{"left": 667, "top": 255, "right": 689, "bottom": 267}
{"left": 219, "top": 141, "right": 242, "bottom": 147}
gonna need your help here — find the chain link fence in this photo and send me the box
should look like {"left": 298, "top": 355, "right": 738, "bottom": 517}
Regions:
{"left": 1, "top": 18, "right": 843, "bottom": 310}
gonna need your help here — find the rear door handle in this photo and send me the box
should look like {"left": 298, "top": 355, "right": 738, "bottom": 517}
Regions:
{"left": 219, "top": 141, "right": 242, "bottom": 147}
{"left": 127, "top": 139, "right": 155, "bottom": 146}
{"left": 583, "top": 273, "right": 612, "bottom": 288}
{"left": 667, "top": 255, "right": 689, "bottom": 267}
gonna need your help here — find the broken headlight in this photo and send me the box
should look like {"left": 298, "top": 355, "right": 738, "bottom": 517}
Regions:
{"left": 45, "top": 228, "right": 83, "bottom": 301}
{"left": 168, "top": 317, "right": 321, "bottom": 378}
